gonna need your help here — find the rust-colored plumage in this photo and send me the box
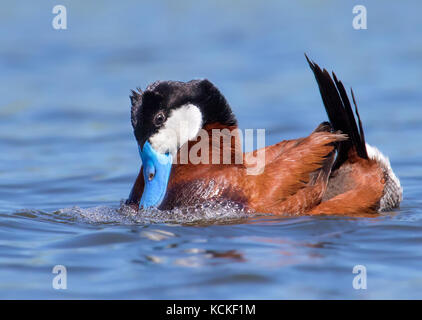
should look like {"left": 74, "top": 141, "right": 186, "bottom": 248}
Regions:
{"left": 126, "top": 58, "right": 402, "bottom": 215}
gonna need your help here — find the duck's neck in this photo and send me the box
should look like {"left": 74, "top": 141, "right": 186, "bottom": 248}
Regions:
{"left": 158, "top": 123, "right": 245, "bottom": 209}
{"left": 174, "top": 123, "right": 243, "bottom": 169}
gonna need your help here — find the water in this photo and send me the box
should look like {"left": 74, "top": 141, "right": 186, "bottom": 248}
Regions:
{"left": 1, "top": 0, "right": 422, "bottom": 299}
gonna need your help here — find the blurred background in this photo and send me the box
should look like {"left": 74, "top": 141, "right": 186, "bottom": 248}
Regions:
{"left": 0, "top": 0, "right": 421, "bottom": 299}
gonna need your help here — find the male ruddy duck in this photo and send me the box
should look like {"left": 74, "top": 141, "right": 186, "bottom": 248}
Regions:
{"left": 126, "top": 57, "right": 402, "bottom": 215}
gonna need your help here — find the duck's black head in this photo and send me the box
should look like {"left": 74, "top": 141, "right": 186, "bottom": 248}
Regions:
{"left": 128, "top": 79, "right": 237, "bottom": 209}
{"left": 130, "top": 79, "right": 237, "bottom": 154}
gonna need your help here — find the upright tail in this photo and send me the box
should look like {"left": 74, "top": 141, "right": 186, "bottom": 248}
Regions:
{"left": 305, "top": 55, "right": 402, "bottom": 212}
{"left": 305, "top": 54, "right": 367, "bottom": 170}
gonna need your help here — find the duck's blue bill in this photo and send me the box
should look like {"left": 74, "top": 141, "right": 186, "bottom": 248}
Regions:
{"left": 139, "top": 141, "right": 173, "bottom": 209}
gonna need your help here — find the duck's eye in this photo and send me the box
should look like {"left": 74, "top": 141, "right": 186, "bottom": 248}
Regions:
{"left": 153, "top": 112, "right": 166, "bottom": 126}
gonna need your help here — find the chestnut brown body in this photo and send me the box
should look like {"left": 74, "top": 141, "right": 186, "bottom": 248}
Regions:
{"left": 126, "top": 58, "right": 402, "bottom": 215}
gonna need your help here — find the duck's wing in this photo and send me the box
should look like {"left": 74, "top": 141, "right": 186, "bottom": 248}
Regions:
{"left": 246, "top": 127, "right": 347, "bottom": 213}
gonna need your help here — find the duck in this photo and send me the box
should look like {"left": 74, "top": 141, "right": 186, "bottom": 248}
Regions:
{"left": 125, "top": 56, "right": 402, "bottom": 215}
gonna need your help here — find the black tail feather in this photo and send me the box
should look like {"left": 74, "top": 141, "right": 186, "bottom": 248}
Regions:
{"left": 351, "top": 88, "right": 367, "bottom": 151}
{"left": 305, "top": 54, "right": 368, "bottom": 170}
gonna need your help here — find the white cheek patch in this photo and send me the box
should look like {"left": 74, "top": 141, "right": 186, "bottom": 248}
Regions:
{"left": 149, "top": 104, "right": 202, "bottom": 155}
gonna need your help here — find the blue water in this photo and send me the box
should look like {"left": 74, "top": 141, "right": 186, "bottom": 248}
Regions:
{"left": 1, "top": 1, "right": 422, "bottom": 299}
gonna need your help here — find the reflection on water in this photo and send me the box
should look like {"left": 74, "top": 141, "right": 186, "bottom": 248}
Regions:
{"left": 1, "top": 1, "right": 422, "bottom": 299}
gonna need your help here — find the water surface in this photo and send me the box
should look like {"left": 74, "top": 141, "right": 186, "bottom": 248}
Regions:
{"left": 1, "top": 1, "right": 422, "bottom": 299}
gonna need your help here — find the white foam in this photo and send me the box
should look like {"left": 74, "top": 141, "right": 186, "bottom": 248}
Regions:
{"left": 57, "top": 200, "right": 250, "bottom": 225}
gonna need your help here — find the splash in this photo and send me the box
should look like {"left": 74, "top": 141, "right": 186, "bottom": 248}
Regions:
{"left": 57, "top": 200, "right": 251, "bottom": 225}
